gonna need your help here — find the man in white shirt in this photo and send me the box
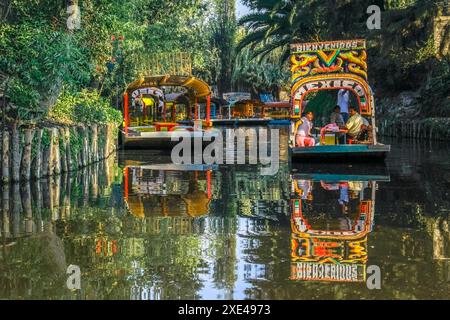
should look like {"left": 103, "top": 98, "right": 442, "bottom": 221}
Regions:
{"left": 337, "top": 89, "right": 350, "bottom": 122}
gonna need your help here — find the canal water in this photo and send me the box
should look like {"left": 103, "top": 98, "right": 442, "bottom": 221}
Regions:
{"left": 0, "top": 127, "right": 449, "bottom": 300}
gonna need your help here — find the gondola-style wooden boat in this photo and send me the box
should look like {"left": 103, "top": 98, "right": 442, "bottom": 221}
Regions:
{"left": 121, "top": 75, "right": 219, "bottom": 148}
{"left": 263, "top": 101, "right": 291, "bottom": 125}
{"left": 289, "top": 39, "right": 390, "bottom": 161}
{"left": 211, "top": 99, "right": 271, "bottom": 126}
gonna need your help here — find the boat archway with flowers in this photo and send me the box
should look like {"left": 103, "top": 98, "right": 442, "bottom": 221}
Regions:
{"left": 289, "top": 39, "right": 390, "bottom": 161}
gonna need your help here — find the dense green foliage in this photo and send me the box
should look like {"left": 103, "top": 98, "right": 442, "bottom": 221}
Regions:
{"left": 238, "top": 0, "right": 450, "bottom": 116}
{"left": 0, "top": 0, "right": 234, "bottom": 124}
{"left": 1, "top": 0, "right": 448, "bottom": 121}
{"left": 49, "top": 89, "right": 122, "bottom": 125}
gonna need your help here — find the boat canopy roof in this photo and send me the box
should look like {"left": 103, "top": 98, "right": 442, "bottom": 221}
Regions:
{"left": 126, "top": 75, "right": 211, "bottom": 98}
{"left": 264, "top": 101, "right": 291, "bottom": 108}
{"left": 290, "top": 39, "right": 373, "bottom": 117}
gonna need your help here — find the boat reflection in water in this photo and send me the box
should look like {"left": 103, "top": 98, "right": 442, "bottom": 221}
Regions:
{"left": 123, "top": 163, "right": 217, "bottom": 219}
{"left": 289, "top": 168, "right": 390, "bottom": 283}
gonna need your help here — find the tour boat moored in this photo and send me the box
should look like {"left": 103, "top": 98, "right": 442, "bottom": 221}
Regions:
{"left": 289, "top": 39, "right": 390, "bottom": 161}
{"left": 122, "top": 74, "right": 219, "bottom": 148}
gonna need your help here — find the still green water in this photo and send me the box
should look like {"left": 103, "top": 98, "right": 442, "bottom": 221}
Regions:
{"left": 0, "top": 129, "right": 449, "bottom": 300}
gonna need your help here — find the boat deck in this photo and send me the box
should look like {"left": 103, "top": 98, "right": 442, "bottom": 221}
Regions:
{"left": 122, "top": 130, "right": 219, "bottom": 149}
{"left": 211, "top": 118, "right": 271, "bottom": 126}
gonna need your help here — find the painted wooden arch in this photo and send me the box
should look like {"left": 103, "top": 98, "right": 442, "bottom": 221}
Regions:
{"left": 291, "top": 74, "right": 373, "bottom": 117}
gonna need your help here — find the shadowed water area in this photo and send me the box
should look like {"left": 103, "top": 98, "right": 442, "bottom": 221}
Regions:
{"left": 0, "top": 127, "right": 449, "bottom": 300}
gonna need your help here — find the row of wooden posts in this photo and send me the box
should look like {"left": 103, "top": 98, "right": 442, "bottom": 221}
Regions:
{"left": 0, "top": 123, "right": 118, "bottom": 184}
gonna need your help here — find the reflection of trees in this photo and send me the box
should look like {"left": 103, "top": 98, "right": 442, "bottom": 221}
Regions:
{"left": 217, "top": 164, "right": 290, "bottom": 221}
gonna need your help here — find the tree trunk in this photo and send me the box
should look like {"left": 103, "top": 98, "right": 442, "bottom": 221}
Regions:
{"left": 52, "top": 128, "right": 61, "bottom": 175}
{"left": 59, "top": 127, "right": 67, "bottom": 173}
{"left": 65, "top": 127, "right": 72, "bottom": 172}
{"left": 42, "top": 128, "right": 53, "bottom": 177}
{"left": 21, "top": 128, "right": 35, "bottom": 181}
{"left": 2, "top": 130, "right": 10, "bottom": 184}
{"left": 11, "top": 123, "right": 21, "bottom": 182}
{"left": 91, "top": 124, "right": 98, "bottom": 163}
{"left": 32, "top": 128, "right": 43, "bottom": 180}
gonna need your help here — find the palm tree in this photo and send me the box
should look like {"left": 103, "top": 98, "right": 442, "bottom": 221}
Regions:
{"left": 236, "top": 0, "right": 383, "bottom": 61}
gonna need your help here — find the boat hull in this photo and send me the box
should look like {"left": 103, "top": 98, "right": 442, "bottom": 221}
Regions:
{"left": 290, "top": 144, "right": 390, "bottom": 162}
{"left": 122, "top": 131, "right": 219, "bottom": 149}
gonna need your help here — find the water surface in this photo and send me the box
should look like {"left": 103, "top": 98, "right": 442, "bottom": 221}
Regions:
{"left": 1, "top": 131, "right": 449, "bottom": 300}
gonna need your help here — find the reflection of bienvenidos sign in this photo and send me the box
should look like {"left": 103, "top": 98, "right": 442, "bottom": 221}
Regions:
{"left": 291, "top": 40, "right": 366, "bottom": 53}
{"left": 291, "top": 262, "right": 366, "bottom": 282}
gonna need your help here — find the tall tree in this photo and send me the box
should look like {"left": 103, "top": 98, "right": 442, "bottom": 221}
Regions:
{"left": 210, "top": 0, "right": 237, "bottom": 96}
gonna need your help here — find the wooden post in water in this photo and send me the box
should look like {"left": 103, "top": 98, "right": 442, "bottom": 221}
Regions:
{"left": 59, "top": 127, "right": 68, "bottom": 173}
{"left": 52, "top": 128, "right": 61, "bottom": 176}
{"left": 42, "top": 128, "right": 53, "bottom": 177}
{"left": 11, "top": 123, "right": 21, "bottom": 182}
{"left": 92, "top": 124, "right": 98, "bottom": 163}
{"left": 21, "top": 127, "right": 35, "bottom": 181}
{"left": 65, "top": 127, "right": 72, "bottom": 172}
{"left": 32, "top": 128, "right": 43, "bottom": 180}
{"left": 2, "top": 130, "right": 9, "bottom": 184}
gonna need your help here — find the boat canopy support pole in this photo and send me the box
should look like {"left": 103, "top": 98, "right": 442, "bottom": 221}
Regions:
{"left": 194, "top": 97, "right": 198, "bottom": 120}
{"left": 123, "top": 92, "right": 129, "bottom": 134}
{"left": 371, "top": 94, "right": 378, "bottom": 145}
{"left": 206, "top": 95, "right": 211, "bottom": 123}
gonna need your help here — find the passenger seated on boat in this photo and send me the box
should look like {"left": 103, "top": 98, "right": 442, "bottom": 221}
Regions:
{"left": 295, "top": 111, "right": 316, "bottom": 147}
{"left": 330, "top": 105, "right": 345, "bottom": 126}
{"left": 343, "top": 106, "right": 369, "bottom": 142}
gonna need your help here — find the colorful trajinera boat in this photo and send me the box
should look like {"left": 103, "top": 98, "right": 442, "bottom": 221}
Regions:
{"left": 262, "top": 101, "right": 291, "bottom": 125}
{"left": 122, "top": 75, "right": 218, "bottom": 148}
{"left": 289, "top": 39, "right": 390, "bottom": 160}
{"left": 290, "top": 170, "right": 390, "bottom": 282}
{"left": 211, "top": 97, "right": 271, "bottom": 126}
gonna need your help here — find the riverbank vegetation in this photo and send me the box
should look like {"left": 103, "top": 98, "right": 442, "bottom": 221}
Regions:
{"left": 0, "top": 0, "right": 449, "bottom": 145}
